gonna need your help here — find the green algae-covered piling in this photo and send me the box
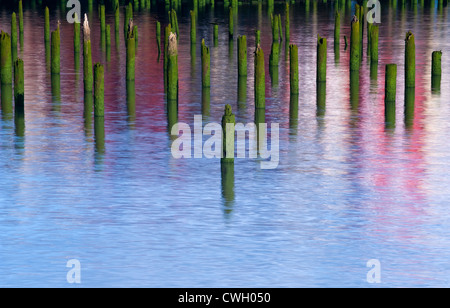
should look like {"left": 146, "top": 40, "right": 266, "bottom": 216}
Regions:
{"left": 14, "top": 58, "right": 24, "bottom": 113}
{"left": 83, "top": 15, "right": 93, "bottom": 93}
{"left": 190, "top": 10, "right": 196, "bottom": 44}
{"left": 94, "top": 63, "right": 104, "bottom": 117}
{"left": 289, "top": 44, "right": 299, "bottom": 95}
{"left": 126, "top": 21, "right": 136, "bottom": 81}
{"left": 213, "top": 24, "right": 219, "bottom": 47}
{"left": 167, "top": 32, "right": 178, "bottom": 102}
{"left": 124, "top": 2, "right": 133, "bottom": 42}
{"left": 405, "top": 31, "right": 415, "bottom": 88}
{"left": 202, "top": 87, "right": 211, "bottom": 117}
{"left": 277, "top": 14, "right": 283, "bottom": 42}
{"left": 272, "top": 14, "right": 279, "bottom": 42}
{"left": 254, "top": 45, "right": 265, "bottom": 109}
{"left": 350, "top": 16, "right": 361, "bottom": 70}
{"left": 316, "top": 81, "right": 326, "bottom": 117}
{"left": 432, "top": 50, "right": 442, "bottom": 77}
{"left": 334, "top": 11, "right": 340, "bottom": 47}
{"left": 100, "top": 4, "right": 106, "bottom": 39}
{"left": 369, "top": 24, "right": 379, "bottom": 62}
{"left": 349, "top": 70, "right": 359, "bottom": 110}
{"left": 269, "top": 42, "right": 280, "bottom": 68}
{"left": 164, "top": 24, "right": 172, "bottom": 92}
{"left": 115, "top": 3, "right": 120, "bottom": 42}
{"left": 18, "top": 0, "right": 23, "bottom": 34}
{"left": 237, "top": 35, "right": 247, "bottom": 77}
{"left": 316, "top": 35, "right": 327, "bottom": 83}
{"left": 285, "top": 3, "right": 290, "bottom": 42}
{"left": 404, "top": 87, "right": 415, "bottom": 128}
{"left": 11, "top": 13, "right": 18, "bottom": 65}
{"left": 133, "top": 25, "right": 138, "bottom": 50}
{"left": 74, "top": 17, "right": 81, "bottom": 54}
{"left": 431, "top": 50, "right": 442, "bottom": 92}
{"left": 384, "top": 64, "right": 397, "bottom": 127}
{"left": 126, "top": 80, "right": 136, "bottom": 120}
{"left": 44, "top": 7, "right": 50, "bottom": 43}
{"left": 1, "top": 84, "right": 13, "bottom": 117}
{"left": 106, "top": 24, "right": 111, "bottom": 48}
{"left": 51, "top": 26, "right": 60, "bottom": 75}
{"left": 255, "top": 30, "right": 261, "bottom": 47}
{"left": 169, "top": 9, "right": 179, "bottom": 40}
{"left": 201, "top": 38, "right": 210, "bottom": 88}
{"left": 156, "top": 21, "right": 161, "bottom": 59}
{"left": 221, "top": 104, "right": 236, "bottom": 164}
{"left": 1, "top": 31, "right": 13, "bottom": 85}
{"left": 229, "top": 6, "right": 234, "bottom": 39}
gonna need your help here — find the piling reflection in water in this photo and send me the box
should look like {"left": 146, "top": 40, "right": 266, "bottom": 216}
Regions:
{"left": 221, "top": 161, "right": 235, "bottom": 216}
{"left": 316, "top": 82, "right": 326, "bottom": 117}
{"left": 1, "top": 84, "right": 13, "bottom": 120}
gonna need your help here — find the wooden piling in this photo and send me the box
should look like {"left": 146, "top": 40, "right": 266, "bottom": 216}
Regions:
{"left": 221, "top": 104, "right": 235, "bottom": 164}
{"left": 190, "top": 10, "right": 196, "bottom": 44}
{"left": 254, "top": 45, "right": 265, "bottom": 109}
{"left": 285, "top": 3, "right": 290, "bottom": 42}
{"left": 237, "top": 35, "right": 247, "bottom": 77}
{"left": 94, "top": 63, "right": 104, "bottom": 117}
{"left": 229, "top": 6, "right": 233, "bottom": 39}
{"left": 316, "top": 35, "right": 327, "bottom": 83}
{"left": 201, "top": 38, "right": 210, "bottom": 88}
{"left": 1, "top": 31, "right": 13, "bottom": 85}
{"left": 405, "top": 31, "right": 415, "bottom": 88}
{"left": 289, "top": 44, "right": 299, "bottom": 95}
{"left": 369, "top": 24, "right": 379, "bottom": 62}
{"left": 83, "top": 15, "right": 93, "bottom": 93}
{"left": 334, "top": 11, "right": 340, "bottom": 47}
{"left": 44, "top": 7, "right": 50, "bottom": 43}
{"left": 126, "top": 20, "right": 136, "bottom": 81}
{"left": 11, "top": 13, "right": 17, "bottom": 64}
{"left": 350, "top": 16, "right": 360, "bottom": 71}
{"left": 156, "top": 21, "right": 161, "bottom": 59}
{"left": 213, "top": 24, "right": 219, "bottom": 47}
{"left": 74, "top": 17, "right": 81, "bottom": 54}
{"left": 384, "top": 64, "right": 397, "bottom": 127}
{"left": 167, "top": 32, "right": 178, "bottom": 102}
{"left": 431, "top": 50, "right": 442, "bottom": 92}
{"left": 51, "top": 26, "right": 60, "bottom": 74}
{"left": 18, "top": 0, "right": 23, "bottom": 34}
{"left": 255, "top": 30, "right": 260, "bottom": 48}
{"left": 14, "top": 58, "right": 24, "bottom": 113}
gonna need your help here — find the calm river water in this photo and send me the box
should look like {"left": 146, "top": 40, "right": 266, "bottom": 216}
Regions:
{"left": 0, "top": 0, "right": 450, "bottom": 287}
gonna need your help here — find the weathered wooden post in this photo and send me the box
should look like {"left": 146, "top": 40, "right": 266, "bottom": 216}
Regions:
{"left": 213, "top": 24, "right": 219, "bottom": 47}
{"left": 51, "top": 25, "right": 60, "bottom": 74}
{"left": 190, "top": 10, "right": 196, "bottom": 44}
{"left": 285, "top": 2, "right": 290, "bottom": 42}
{"left": 369, "top": 24, "right": 379, "bottom": 62}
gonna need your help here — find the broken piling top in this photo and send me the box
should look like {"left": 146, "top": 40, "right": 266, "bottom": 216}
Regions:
{"left": 432, "top": 50, "right": 442, "bottom": 76}
{"left": 167, "top": 32, "right": 178, "bottom": 102}
{"left": 83, "top": 13, "right": 91, "bottom": 42}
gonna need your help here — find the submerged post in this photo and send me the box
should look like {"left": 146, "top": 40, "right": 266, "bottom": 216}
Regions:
{"left": 316, "top": 35, "right": 327, "bottom": 83}
{"left": 201, "top": 38, "right": 210, "bottom": 88}
{"left": 94, "top": 63, "right": 104, "bottom": 117}
{"left": 254, "top": 45, "right": 265, "bottom": 109}
{"left": 237, "top": 35, "right": 247, "bottom": 77}
{"left": 405, "top": 31, "right": 415, "bottom": 88}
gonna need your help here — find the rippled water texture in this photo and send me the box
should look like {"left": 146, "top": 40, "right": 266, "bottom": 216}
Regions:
{"left": 0, "top": 0, "right": 450, "bottom": 287}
